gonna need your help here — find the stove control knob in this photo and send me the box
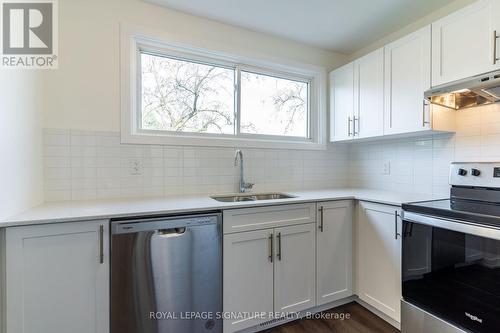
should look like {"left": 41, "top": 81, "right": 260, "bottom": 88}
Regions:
{"left": 458, "top": 168, "right": 468, "bottom": 176}
{"left": 471, "top": 168, "right": 481, "bottom": 176}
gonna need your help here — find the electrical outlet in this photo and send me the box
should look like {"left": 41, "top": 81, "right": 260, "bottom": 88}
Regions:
{"left": 128, "top": 159, "right": 143, "bottom": 176}
{"left": 382, "top": 161, "right": 391, "bottom": 175}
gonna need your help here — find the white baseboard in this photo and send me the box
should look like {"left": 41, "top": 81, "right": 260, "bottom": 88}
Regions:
{"left": 354, "top": 297, "right": 401, "bottom": 330}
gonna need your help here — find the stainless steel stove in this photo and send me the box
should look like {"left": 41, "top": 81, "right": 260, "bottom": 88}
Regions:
{"left": 401, "top": 162, "right": 500, "bottom": 333}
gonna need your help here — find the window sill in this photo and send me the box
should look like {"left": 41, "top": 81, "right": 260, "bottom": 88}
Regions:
{"left": 121, "top": 132, "right": 326, "bottom": 150}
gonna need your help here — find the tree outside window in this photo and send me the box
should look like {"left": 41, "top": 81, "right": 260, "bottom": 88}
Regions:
{"left": 140, "top": 52, "right": 309, "bottom": 138}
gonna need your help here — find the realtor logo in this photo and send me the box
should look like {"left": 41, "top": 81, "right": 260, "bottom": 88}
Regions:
{"left": 1, "top": 0, "right": 58, "bottom": 68}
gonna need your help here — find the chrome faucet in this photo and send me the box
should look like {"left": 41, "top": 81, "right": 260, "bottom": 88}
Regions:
{"left": 234, "top": 150, "right": 254, "bottom": 193}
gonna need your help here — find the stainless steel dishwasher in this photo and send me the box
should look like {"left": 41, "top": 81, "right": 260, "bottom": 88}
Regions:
{"left": 111, "top": 212, "right": 222, "bottom": 333}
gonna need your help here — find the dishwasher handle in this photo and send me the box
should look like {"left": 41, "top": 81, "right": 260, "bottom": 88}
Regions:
{"left": 157, "top": 227, "right": 187, "bottom": 236}
{"left": 112, "top": 213, "right": 221, "bottom": 234}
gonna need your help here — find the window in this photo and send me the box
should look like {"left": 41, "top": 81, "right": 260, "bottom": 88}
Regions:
{"left": 139, "top": 52, "right": 310, "bottom": 139}
{"left": 140, "top": 52, "right": 236, "bottom": 135}
{"left": 121, "top": 29, "right": 325, "bottom": 149}
{"left": 240, "top": 71, "right": 308, "bottom": 138}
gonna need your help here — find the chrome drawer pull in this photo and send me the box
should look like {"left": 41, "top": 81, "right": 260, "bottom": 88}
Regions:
{"left": 99, "top": 225, "right": 104, "bottom": 264}
{"left": 277, "top": 232, "right": 282, "bottom": 261}
{"left": 268, "top": 233, "right": 274, "bottom": 263}
{"left": 318, "top": 206, "right": 324, "bottom": 232}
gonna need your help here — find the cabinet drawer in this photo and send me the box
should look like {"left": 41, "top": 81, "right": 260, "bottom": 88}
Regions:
{"left": 223, "top": 203, "right": 316, "bottom": 234}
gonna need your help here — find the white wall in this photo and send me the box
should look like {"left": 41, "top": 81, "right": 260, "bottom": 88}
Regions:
{"left": 349, "top": 0, "right": 476, "bottom": 59}
{"left": 348, "top": 104, "right": 500, "bottom": 198}
{"left": 0, "top": 73, "right": 44, "bottom": 219}
{"left": 43, "top": 0, "right": 347, "bottom": 132}
{"left": 38, "top": 0, "right": 350, "bottom": 201}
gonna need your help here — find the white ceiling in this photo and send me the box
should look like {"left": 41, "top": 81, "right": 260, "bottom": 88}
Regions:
{"left": 145, "top": 0, "right": 455, "bottom": 54}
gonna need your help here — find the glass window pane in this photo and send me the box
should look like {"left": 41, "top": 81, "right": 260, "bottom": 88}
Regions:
{"left": 240, "top": 71, "right": 308, "bottom": 137}
{"left": 140, "top": 52, "right": 235, "bottom": 134}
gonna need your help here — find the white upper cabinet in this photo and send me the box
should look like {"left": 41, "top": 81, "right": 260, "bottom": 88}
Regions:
{"left": 354, "top": 48, "right": 385, "bottom": 139}
{"left": 330, "top": 49, "right": 384, "bottom": 142}
{"left": 330, "top": 0, "right": 500, "bottom": 141}
{"left": 330, "top": 63, "right": 355, "bottom": 142}
{"left": 432, "top": 0, "right": 500, "bottom": 86}
{"left": 5, "top": 221, "right": 109, "bottom": 333}
{"left": 384, "top": 26, "right": 432, "bottom": 135}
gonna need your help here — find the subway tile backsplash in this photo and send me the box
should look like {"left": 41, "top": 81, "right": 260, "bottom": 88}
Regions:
{"left": 348, "top": 104, "right": 500, "bottom": 199}
{"left": 43, "top": 129, "right": 350, "bottom": 201}
{"left": 43, "top": 104, "right": 500, "bottom": 202}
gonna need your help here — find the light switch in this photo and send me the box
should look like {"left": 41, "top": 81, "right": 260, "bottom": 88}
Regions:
{"left": 382, "top": 161, "right": 391, "bottom": 175}
{"left": 128, "top": 159, "right": 143, "bottom": 176}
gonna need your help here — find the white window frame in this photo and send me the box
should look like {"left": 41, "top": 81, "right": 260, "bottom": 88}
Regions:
{"left": 120, "top": 24, "right": 327, "bottom": 150}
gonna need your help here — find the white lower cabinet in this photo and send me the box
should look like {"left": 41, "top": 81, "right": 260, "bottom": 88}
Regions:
{"left": 357, "top": 201, "right": 401, "bottom": 323}
{"left": 0, "top": 199, "right": 403, "bottom": 333}
{"left": 5, "top": 220, "right": 109, "bottom": 333}
{"left": 316, "top": 201, "right": 353, "bottom": 305}
{"left": 274, "top": 223, "right": 316, "bottom": 313}
{"left": 223, "top": 204, "right": 317, "bottom": 333}
{"left": 223, "top": 229, "right": 275, "bottom": 333}
{"left": 223, "top": 202, "right": 358, "bottom": 332}
{"left": 223, "top": 224, "right": 316, "bottom": 333}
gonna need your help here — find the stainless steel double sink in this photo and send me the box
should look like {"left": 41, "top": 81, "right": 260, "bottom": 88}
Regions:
{"left": 211, "top": 192, "right": 295, "bottom": 202}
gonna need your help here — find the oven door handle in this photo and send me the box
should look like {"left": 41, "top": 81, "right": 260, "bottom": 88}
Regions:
{"left": 403, "top": 211, "right": 500, "bottom": 241}
{"left": 394, "top": 211, "right": 402, "bottom": 240}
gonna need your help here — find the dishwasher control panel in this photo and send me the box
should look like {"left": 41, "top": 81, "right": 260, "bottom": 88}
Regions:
{"left": 111, "top": 213, "right": 221, "bottom": 234}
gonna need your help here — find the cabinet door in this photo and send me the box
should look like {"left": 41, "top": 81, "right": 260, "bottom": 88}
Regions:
{"left": 384, "top": 26, "right": 431, "bottom": 135}
{"left": 317, "top": 201, "right": 353, "bottom": 306}
{"left": 432, "top": 0, "right": 500, "bottom": 86}
{"left": 6, "top": 221, "right": 109, "bottom": 333}
{"left": 354, "top": 48, "right": 385, "bottom": 139}
{"left": 223, "top": 229, "right": 274, "bottom": 333}
{"left": 274, "top": 223, "right": 316, "bottom": 313}
{"left": 330, "top": 63, "right": 354, "bottom": 142}
{"left": 358, "top": 202, "right": 401, "bottom": 323}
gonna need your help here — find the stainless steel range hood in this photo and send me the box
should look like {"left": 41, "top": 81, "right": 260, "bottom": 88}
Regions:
{"left": 424, "top": 70, "right": 500, "bottom": 110}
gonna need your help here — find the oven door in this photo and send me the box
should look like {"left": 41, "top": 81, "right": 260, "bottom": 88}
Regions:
{"left": 402, "top": 212, "right": 500, "bottom": 333}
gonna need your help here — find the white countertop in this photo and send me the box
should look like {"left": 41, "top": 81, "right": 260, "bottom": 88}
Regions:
{"left": 0, "top": 188, "right": 434, "bottom": 228}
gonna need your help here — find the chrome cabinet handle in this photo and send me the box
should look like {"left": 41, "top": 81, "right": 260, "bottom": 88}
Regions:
{"left": 353, "top": 116, "right": 359, "bottom": 136}
{"left": 318, "top": 206, "right": 324, "bottom": 232}
{"left": 348, "top": 117, "right": 352, "bottom": 136}
{"left": 268, "top": 233, "right": 274, "bottom": 263}
{"left": 494, "top": 30, "right": 499, "bottom": 65}
{"left": 394, "top": 211, "right": 402, "bottom": 240}
{"left": 99, "top": 225, "right": 104, "bottom": 264}
{"left": 277, "top": 232, "right": 282, "bottom": 261}
{"left": 422, "top": 99, "right": 431, "bottom": 127}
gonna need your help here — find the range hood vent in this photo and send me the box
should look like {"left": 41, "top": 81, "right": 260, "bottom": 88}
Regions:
{"left": 425, "top": 70, "right": 500, "bottom": 110}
